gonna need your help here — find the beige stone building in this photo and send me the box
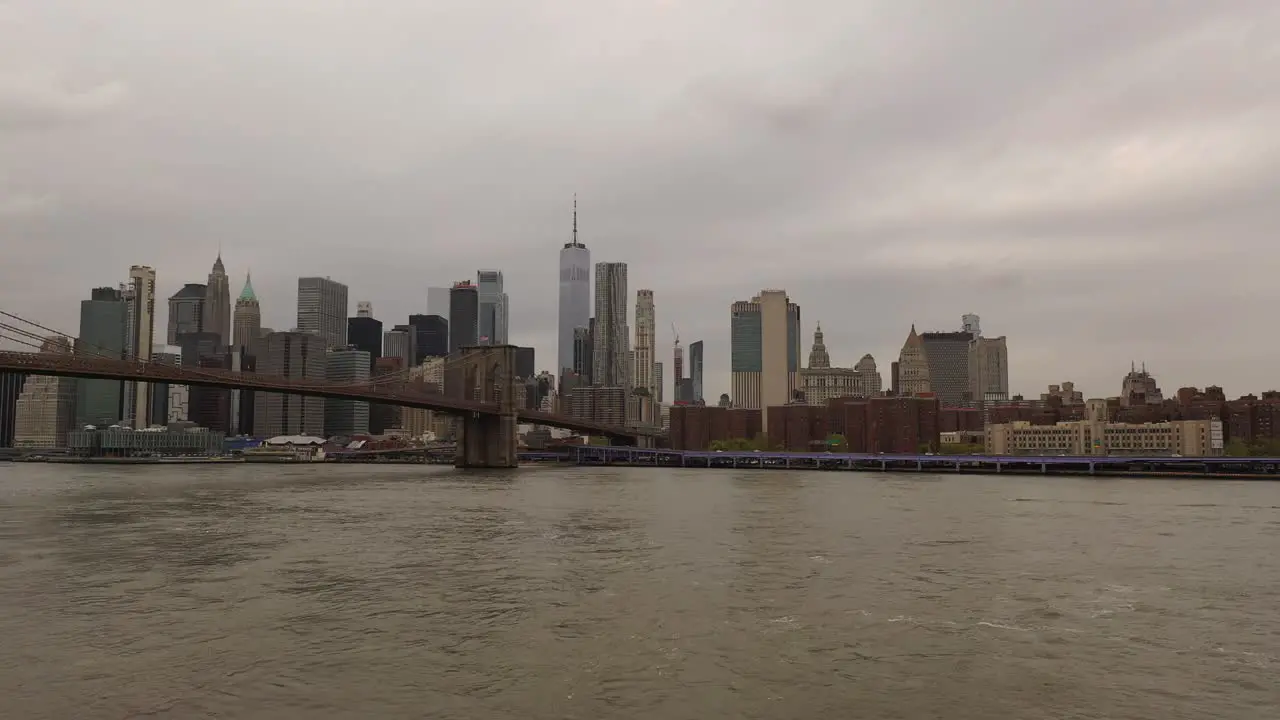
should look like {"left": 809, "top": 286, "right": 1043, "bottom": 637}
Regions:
{"left": 896, "top": 325, "right": 931, "bottom": 396}
{"left": 799, "top": 325, "right": 883, "bottom": 405}
{"left": 986, "top": 414, "right": 1224, "bottom": 457}
{"left": 13, "top": 336, "right": 77, "bottom": 448}
{"left": 402, "top": 357, "right": 451, "bottom": 440}
{"left": 968, "top": 335, "right": 1009, "bottom": 405}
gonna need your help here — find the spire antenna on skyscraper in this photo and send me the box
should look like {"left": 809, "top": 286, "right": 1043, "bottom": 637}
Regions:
{"left": 572, "top": 193, "right": 578, "bottom": 246}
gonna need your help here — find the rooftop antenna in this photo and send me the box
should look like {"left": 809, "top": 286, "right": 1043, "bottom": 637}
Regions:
{"left": 572, "top": 193, "right": 578, "bottom": 246}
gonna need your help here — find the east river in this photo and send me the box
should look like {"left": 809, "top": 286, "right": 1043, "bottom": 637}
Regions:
{"left": 0, "top": 464, "right": 1276, "bottom": 719}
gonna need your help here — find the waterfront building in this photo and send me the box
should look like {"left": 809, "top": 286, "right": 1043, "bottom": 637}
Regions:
{"left": 12, "top": 336, "right": 77, "bottom": 448}
{"left": 76, "top": 287, "right": 128, "bottom": 426}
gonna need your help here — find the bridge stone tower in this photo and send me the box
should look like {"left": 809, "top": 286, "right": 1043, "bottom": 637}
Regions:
{"left": 444, "top": 345, "right": 518, "bottom": 468}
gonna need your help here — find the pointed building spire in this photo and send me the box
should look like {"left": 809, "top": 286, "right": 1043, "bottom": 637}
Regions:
{"left": 238, "top": 269, "right": 257, "bottom": 302}
{"left": 572, "top": 193, "right": 579, "bottom": 246}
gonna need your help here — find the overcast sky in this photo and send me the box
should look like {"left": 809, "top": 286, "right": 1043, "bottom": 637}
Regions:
{"left": 3, "top": 1, "right": 1278, "bottom": 402}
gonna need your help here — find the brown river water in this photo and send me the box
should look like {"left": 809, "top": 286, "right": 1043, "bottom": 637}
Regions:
{"left": 0, "top": 464, "right": 1276, "bottom": 719}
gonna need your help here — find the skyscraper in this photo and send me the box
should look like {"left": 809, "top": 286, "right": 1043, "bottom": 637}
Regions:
{"left": 76, "top": 287, "right": 128, "bottom": 426}
{"left": 13, "top": 336, "right": 76, "bottom": 448}
{"left": 571, "top": 325, "right": 593, "bottom": 382}
{"left": 634, "top": 289, "right": 656, "bottom": 392}
{"left": 969, "top": 335, "right": 1009, "bottom": 406}
{"left": 347, "top": 303, "right": 383, "bottom": 369}
{"left": 689, "top": 340, "right": 704, "bottom": 403}
{"left": 920, "top": 330, "right": 975, "bottom": 406}
{"left": 408, "top": 314, "right": 448, "bottom": 362}
{"left": 383, "top": 327, "right": 414, "bottom": 368}
{"left": 166, "top": 283, "right": 206, "bottom": 345}
{"left": 0, "top": 373, "right": 26, "bottom": 448}
{"left": 449, "top": 281, "right": 479, "bottom": 351}
{"left": 124, "top": 265, "right": 156, "bottom": 427}
{"left": 592, "top": 262, "right": 628, "bottom": 388}
{"left": 254, "top": 331, "right": 326, "bottom": 437}
{"left": 324, "top": 347, "right": 371, "bottom": 436}
{"left": 297, "top": 276, "right": 349, "bottom": 350}
{"left": 897, "top": 325, "right": 931, "bottom": 396}
{"left": 232, "top": 271, "right": 261, "bottom": 353}
{"left": 673, "top": 336, "right": 685, "bottom": 402}
{"left": 730, "top": 293, "right": 800, "bottom": 414}
{"left": 205, "top": 252, "right": 231, "bottom": 348}
{"left": 558, "top": 196, "right": 591, "bottom": 375}
{"left": 477, "top": 270, "right": 509, "bottom": 345}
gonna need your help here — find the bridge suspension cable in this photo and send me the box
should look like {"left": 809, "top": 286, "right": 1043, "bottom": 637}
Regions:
{"left": 0, "top": 308, "right": 436, "bottom": 392}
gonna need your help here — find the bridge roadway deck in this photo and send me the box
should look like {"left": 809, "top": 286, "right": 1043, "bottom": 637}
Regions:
{"left": 0, "top": 351, "right": 655, "bottom": 440}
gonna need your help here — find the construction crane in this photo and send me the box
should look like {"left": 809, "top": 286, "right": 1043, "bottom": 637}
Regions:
{"left": 671, "top": 322, "right": 680, "bottom": 347}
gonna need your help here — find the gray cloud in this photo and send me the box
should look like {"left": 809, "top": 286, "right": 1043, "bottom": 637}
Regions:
{"left": 2, "top": 0, "right": 1279, "bottom": 402}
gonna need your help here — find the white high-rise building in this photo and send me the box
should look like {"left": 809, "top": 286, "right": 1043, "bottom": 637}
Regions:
{"left": 592, "top": 262, "right": 629, "bottom": 388}
{"left": 123, "top": 265, "right": 156, "bottom": 427}
{"left": 297, "top": 276, "right": 349, "bottom": 350}
{"left": 477, "top": 270, "right": 509, "bottom": 345}
{"left": 13, "top": 336, "right": 76, "bottom": 448}
{"left": 558, "top": 196, "right": 591, "bottom": 376}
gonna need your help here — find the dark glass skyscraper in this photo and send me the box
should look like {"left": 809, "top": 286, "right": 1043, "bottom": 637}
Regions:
{"left": 689, "top": 340, "right": 704, "bottom": 403}
{"left": 514, "top": 347, "right": 535, "bottom": 379}
{"left": 0, "top": 373, "right": 26, "bottom": 447}
{"left": 408, "top": 314, "right": 448, "bottom": 363}
{"left": 347, "top": 316, "right": 383, "bottom": 369}
{"left": 76, "top": 286, "right": 128, "bottom": 426}
{"left": 448, "top": 282, "right": 479, "bottom": 352}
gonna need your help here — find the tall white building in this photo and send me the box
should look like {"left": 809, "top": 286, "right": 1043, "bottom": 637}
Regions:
{"left": 558, "top": 197, "right": 591, "bottom": 376}
{"left": 592, "top": 262, "right": 629, "bottom": 388}
{"left": 297, "top": 276, "right": 349, "bottom": 350}
{"left": 476, "top": 269, "right": 509, "bottom": 345}
{"left": 13, "top": 336, "right": 76, "bottom": 448}
{"left": 123, "top": 265, "right": 156, "bottom": 427}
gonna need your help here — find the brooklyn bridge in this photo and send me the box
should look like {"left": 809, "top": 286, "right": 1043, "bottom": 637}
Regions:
{"left": 0, "top": 311, "right": 656, "bottom": 468}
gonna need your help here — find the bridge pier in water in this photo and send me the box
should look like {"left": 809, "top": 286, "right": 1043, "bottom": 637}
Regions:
{"left": 444, "top": 345, "right": 519, "bottom": 469}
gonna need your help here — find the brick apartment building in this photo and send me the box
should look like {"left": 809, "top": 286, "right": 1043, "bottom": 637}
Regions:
{"left": 669, "top": 396, "right": 941, "bottom": 453}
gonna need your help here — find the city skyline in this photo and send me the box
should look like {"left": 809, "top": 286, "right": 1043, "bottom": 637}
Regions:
{"left": 4, "top": 2, "right": 1279, "bottom": 400}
